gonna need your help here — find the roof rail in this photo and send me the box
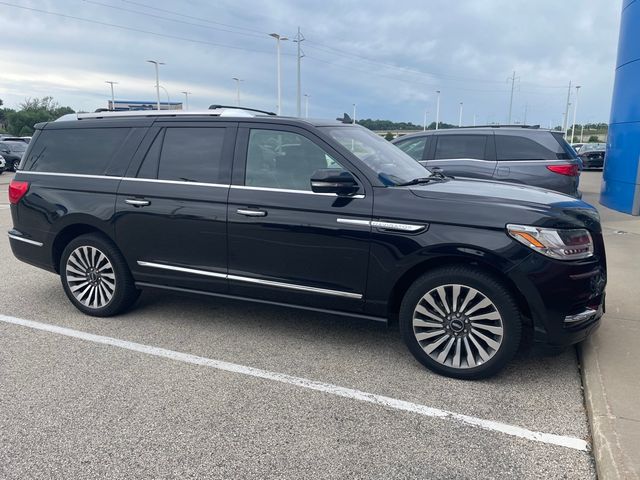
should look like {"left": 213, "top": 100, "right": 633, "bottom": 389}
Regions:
{"left": 459, "top": 124, "right": 541, "bottom": 129}
{"left": 60, "top": 107, "right": 272, "bottom": 121}
{"left": 208, "top": 104, "right": 276, "bottom": 116}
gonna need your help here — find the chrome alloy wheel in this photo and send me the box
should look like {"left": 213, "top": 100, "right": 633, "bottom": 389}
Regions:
{"left": 412, "top": 284, "right": 504, "bottom": 369}
{"left": 65, "top": 246, "right": 116, "bottom": 309}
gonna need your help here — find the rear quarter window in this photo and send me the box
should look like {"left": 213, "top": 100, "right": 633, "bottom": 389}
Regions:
{"left": 22, "top": 127, "right": 131, "bottom": 175}
{"left": 496, "top": 132, "right": 574, "bottom": 161}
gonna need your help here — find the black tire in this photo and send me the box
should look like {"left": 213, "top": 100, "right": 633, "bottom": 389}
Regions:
{"left": 399, "top": 266, "right": 522, "bottom": 380}
{"left": 60, "top": 233, "right": 140, "bottom": 316}
{"left": 12, "top": 160, "right": 19, "bottom": 171}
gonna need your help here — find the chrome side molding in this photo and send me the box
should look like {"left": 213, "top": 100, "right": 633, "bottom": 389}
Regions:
{"left": 7, "top": 233, "right": 44, "bottom": 247}
{"left": 337, "top": 218, "right": 426, "bottom": 233}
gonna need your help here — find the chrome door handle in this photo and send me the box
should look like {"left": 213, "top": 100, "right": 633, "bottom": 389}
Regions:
{"left": 236, "top": 208, "right": 267, "bottom": 217}
{"left": 125, "top": 198, "right": 150, "bottom": 207}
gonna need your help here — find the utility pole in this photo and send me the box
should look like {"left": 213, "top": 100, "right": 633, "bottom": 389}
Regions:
{"left": 146, "top": 60, "right": 164, "bottom": 111}
{"left": 105, "top": 81, "right": 118, "bottom": 110}
{"left": 563, "top": 80, "right": 572, "bottom": 135}
{"left": 352, "top": 103, "right": 357, "bottom": 124}
{"left": 458, "top": 102, "right": 463, "bottom": 127}
{"left": 269, "top": 33, "right": 288, "bottom": 115}
{"left": 181, "top": 91, "right": 191, "bottom": 110}
{"left": 571, "top": 85, "right": 581, "bottom": 143}
{"left": 507, "top": 71, "right": 518, "bottom": 124}
{"left": 423, "top": 110, "right": 428, "bottom": 131}
{"left": 304, "top": 94, "right": 310, "bottom": 118}
{"left": 580, "top": 124, "right": 584, "bottom": 143}
{"left": 232, "top": 77, "right": 243, "bottom": 106}
{"left": 435, "top": 90, "right": 441, "bottom": 130}
{"left": 293, "top": 27, "right": 305, "bottom": 117}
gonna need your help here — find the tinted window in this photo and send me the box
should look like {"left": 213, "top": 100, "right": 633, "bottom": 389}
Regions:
{"left": 157, "top": 127, "right": 226, "bottom": 183}
{"left": 22, "top": 128, "right": 130, "bottom": 174}
{"left": 4, "top": 141, "right": 26, "bottom": 153}
{"left": 395, "top": 137, "right": 427, "bottom": 160}
{"left": 246, "top": 129, "right": 343, "bottom": 191}
{"left": 496, "top": 133, "right": 574, "bottom": 160}
{"left": 434, "top": 135, "right": 487, "bottom": 160}
{"left": 136, "top": 130, "right": 163, "bottom": 179}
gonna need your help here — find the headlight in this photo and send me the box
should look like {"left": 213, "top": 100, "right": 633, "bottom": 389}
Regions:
{"left": 506, "top": 224, "right": 594, "bottom": 260}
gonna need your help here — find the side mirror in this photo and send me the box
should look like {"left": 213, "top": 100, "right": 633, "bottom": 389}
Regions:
{"left": 310, "top": 169, "right": 360, "bottom": 196}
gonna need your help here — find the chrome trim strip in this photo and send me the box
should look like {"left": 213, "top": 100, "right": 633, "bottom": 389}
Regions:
{"left": 336, "top": 218, "right": 371, "bottom": 227}
{"left": 428, "top": 159, "right": 571, "bottom": 165}
{"left": 137, "top": 261, "right": 227, "bottom": 279}
{"left": 7, "top": 233, "right": 43, "bottom": 247}
{"left": 15, "top": 171, "right": 122, "bottom": 180}
{"left": 136, "top": 260, "right": 362, "bottom": 299}
{"left": 227, "top": 274, "right": 362, "bottom": 299}
{"left": 371, "top": 221, "right": 425, "bottom": 232}
{"left": 122, "top": 177, "right": 229, "bottom": 188}
{"left": 564, "top": 308, "right": 597, "bottom": 324}
{"left": 231, "top": 184, "right": 365, "bottom": 199}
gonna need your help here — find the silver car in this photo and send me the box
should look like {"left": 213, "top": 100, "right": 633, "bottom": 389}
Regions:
{"left": 392, "top": 126, "right": 581, "bottom": 197}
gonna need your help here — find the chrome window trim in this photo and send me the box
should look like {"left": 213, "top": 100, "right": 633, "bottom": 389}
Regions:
{"left": 428, "top": 158, "right": 568, "bottom": 164}
{"left": 7, "top": 233, "right": 44, "bottom": 247}
{"left": 137, "top": 261, "right": 362, "bottom": 299}
{"left": 137, "top": 261, "right": 226, "bottom": 279}
{"left": 15, "top": 171, "right": 122, "bottom": 180}
{"left": 122, "top": 177, "right": 229, "bottom": 188}
{"left": 231, "top": 184, "right": 365, "bottom": 199}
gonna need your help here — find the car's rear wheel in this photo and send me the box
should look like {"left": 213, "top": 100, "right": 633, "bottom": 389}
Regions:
{"left": 60, "top": 233, "right": 140, "bottom": 316}
{"left": 399, "top": 266, "right": 521, "bottom": 379}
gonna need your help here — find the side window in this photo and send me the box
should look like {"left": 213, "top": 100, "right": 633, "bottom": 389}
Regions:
{"left": 395, "top": 137, "right": 427, "bottom": 160}
{"left": 22, "top": 128, "right": 130, "bottom": 174}
{"left": 496, "top": 135, "right": 560, "bottom": 161}
{"left": 246, "top": 129, "right": 343, "bottom": 191}
{"left": 136, "top": 130, "right": 163, "bottom": 178}
{"left": 157, "top": 127, "right": 226, "bottom": 183}
{"left": 434, "top": 135, "right": 487, "bottom": 160}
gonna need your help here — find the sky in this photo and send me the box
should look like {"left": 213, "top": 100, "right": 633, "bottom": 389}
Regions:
{"left": 0, "top": 0, "right": 622, "bottom": 127}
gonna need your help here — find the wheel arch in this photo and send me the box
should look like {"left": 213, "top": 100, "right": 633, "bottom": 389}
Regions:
{"left": 51, "top": 223, "right": 114, "bottom": 273}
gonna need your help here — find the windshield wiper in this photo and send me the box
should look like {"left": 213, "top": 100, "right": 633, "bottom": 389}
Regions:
{"left": 397, "top": 170, "right": 451, "bottom": 186}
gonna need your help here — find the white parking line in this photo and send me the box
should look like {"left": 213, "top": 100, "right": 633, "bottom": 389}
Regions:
{"left": 0, "top": 313, "right": 589, "bottom": 452}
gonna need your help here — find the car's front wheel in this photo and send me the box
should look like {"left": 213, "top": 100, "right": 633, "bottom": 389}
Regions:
{"left": 60, "top": 233, "right": 140, "bottom": 316}
{"left": 399, "top": 266, "right": 521, "bottom": 380}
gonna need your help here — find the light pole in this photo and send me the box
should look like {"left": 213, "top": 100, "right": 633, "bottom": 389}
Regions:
{"left": 304, "top": 94, "right": 310, "bottom": 118}
{"left": 158, "top": 85, "right": 170, "bottom": 109}
{"left": 105, "top": 81, "right": 118, "bottom": 110}
{"left": 423, "top": 110, "right": 428, "bottom": 131}
{"left": 269, "top": 33, "right": 288, "bottom": 115}
{"left": 181, "top": 91, "right": 191, "bottom": 110}
{"left": 352, "top": 103, "right": 356, "bottom": 124}
{"left": 571, "top": 85, "right": 581, "bottom": 143}
{"left": 435, "top": 90, "right": 441, "bottom": 130}
{"left": 232, "top": 77, "right": 243, "bottom": 106}
{"left": 563, "top": 80, "right": 572, "bottom": 135}
{"left": 146, "top": 60, "right": 165, "bottom": 111}
{"left": 458, "top": 102, "right": 463, "bottom": 127}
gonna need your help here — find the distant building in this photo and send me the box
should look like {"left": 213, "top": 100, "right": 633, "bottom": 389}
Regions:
{"left": 107, "top": 100, "right": 183, "bottom": 111}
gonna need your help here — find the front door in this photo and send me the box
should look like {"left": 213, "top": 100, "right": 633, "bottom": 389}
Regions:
{"left": 115, "top": 122, "right": 236, "bottom": 293}
{"left": 227, "top": 125, "right": 373, "bottom": 312}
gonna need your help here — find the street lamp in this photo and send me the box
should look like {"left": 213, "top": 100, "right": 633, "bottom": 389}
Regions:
{"left": 269, "top": 33, "right": 288, "bottom": 115}
{"left": 158, "top": 85, "right": 170, "bottom": 109}
{"left": 105, "top": 81, "right": 118, "bottom": 110}
{"left": 232, "top": 77, "right": 243, "bottom": 106}
{"left": 146, "top": 60, "right": 165, "bottom": 111}
{"left": 435, "top": 90, "right": 441, "bottom": 130}
{"left": 181, "top": 91, "right": 191, "bottom": 111}
{"left": 304, "top": 93, "right": 310, "bottom": 118}
{"left": 423, "top": 110, "right": 428, "bottom": 131}
{"left": 352, "top": 103, "right": 356, "bottom": 124}
{"left": 571, "top": 85, "right": 581, "bottom": 143}
{"left": 458, "top": 102, "right": 463, "bottom": 127}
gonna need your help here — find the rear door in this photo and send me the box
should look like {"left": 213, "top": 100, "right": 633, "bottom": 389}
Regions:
{"left": 424, "top": 133, "right": 496, "bottom": 179}
{"left": 115, "top": 121, "right": 236, "bottom": 293}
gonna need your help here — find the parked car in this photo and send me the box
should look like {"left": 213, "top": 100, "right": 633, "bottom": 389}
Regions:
{"left": 392, "top": 126, "right": 581, "bottom": 197}
{"left": 0, "top": 155, "right": 5, "bottom": 173}
{"left": 577, "top": 143, "right": 606, "bottom": 170}
{"left": 0, "top": 140, "right": 27, "bottom": 171}
{"left": 8, "top": 109, "right": 606, "bottom": 379}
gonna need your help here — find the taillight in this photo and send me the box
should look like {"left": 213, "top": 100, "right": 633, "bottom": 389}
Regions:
{"left": 546, "top": 164, "right": 579, "bottom": 176}
{"left": 8, "top": 180, "right": 29, "bottom": 205}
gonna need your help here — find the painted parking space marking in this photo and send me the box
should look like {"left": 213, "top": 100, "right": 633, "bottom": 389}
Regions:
{"left": 0, "top": 313, "right": 589, "bottom": 452}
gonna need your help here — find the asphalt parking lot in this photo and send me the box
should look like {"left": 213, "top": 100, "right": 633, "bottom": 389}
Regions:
{"left": 0, "top": 171, "right": 597, "bottom": 479}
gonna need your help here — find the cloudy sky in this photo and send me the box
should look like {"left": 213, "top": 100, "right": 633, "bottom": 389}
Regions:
{"left": 0, "top": 0, "right": 622, "bottom": 126}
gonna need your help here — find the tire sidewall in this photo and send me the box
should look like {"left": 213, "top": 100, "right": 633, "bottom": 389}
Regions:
{"left": 399, "top": 267, "right": 521, "bottom": 380}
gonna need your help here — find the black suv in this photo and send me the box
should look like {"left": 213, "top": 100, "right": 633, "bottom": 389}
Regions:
{"left": 392, "top": 127, "right": 581, "bottom": 197}
{"left": 8, "top": 109, "right": 606, "bottom": 379}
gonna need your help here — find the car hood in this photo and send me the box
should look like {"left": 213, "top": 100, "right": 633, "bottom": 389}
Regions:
{"left": 406, "top": 178, "right": 600, "bottom": 232}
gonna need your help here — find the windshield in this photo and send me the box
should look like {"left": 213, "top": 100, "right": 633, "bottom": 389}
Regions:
{"left": 5, "top": 141, "right": 26, "bottom": 152}
{"left": 321, "top": 125, "right": 428, "bottom": 185}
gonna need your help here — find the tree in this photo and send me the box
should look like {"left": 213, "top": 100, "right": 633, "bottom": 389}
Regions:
{"left": 384, "top": 131, "right": 395, "bottom": 141}
{"left": 588, "top": 135, "right": 600, "bottom": 143}
{"left": 4, "top": 97, "right": 74, "bottom": 136}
